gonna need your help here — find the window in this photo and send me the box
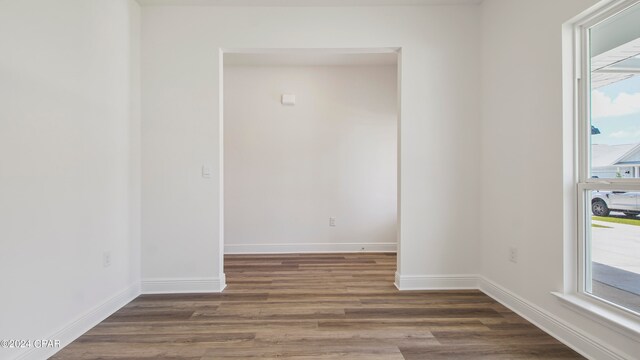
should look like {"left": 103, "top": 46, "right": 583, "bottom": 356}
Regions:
{"left": 577, "top": 0, "right": 640, "bottom": 317}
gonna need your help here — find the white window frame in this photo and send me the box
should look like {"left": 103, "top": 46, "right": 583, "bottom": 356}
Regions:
{"left": 557, "top": 0, "right": 640, "bottom": 337}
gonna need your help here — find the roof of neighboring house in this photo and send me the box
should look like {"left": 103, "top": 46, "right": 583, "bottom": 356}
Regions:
{"left": 592, "top": 143, "right": 640, "bottom": 168}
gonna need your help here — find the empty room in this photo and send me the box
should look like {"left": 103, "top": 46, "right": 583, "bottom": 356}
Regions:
{"left": 1, "top": 0, "right": 639, "bottom": 359}
{"left": 223, "top": 51, "right": 398, "bottom": 253}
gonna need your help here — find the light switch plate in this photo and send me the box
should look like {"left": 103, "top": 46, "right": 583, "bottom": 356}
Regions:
{"left": 202, "top": 166, "right": 212, "bottom": 178}
{"left": 281, "top": 94, "right": 296, "bottom": 106}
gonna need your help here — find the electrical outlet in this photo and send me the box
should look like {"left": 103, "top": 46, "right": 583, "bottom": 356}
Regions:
{"left": 103, "top": 252, "right": 111, "bottom": 268}
{"left": 509, "top": 247, "right": 518, "bottom": 263}
{"left": 329, "top": 217, "right": 336, "bottom": 227}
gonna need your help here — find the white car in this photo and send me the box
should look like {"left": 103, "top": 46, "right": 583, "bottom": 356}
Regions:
{"left": 592, "top": 191, "right": 640, "bottom": 217}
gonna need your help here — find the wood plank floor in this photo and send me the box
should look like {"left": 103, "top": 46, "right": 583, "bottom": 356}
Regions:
{"left": 53, "top": 253, "right": 584, "bottom": 359}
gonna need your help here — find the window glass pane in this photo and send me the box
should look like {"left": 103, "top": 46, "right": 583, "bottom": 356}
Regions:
{"left": 587, "top": 190, "right": 640, "bottom": 313}
{"left": 589, "top": 3, "right": 640, "bottom": 179}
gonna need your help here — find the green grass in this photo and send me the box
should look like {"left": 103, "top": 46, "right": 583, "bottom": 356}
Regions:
{"left": 591, "top": 223, "right": 612, "bottom": 229}
{"left": 592, "top": 216, "right": 640, "bottom": 227}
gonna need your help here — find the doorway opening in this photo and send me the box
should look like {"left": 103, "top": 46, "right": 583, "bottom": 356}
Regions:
{"left": 219, "top": 49, "right": 401, "bottom": 286}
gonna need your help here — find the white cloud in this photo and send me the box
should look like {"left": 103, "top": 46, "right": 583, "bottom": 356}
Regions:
{"left": 592, "top": 90, "right": 640, "bottom": 119}
{"left": 609, "top": 130, "right": 640, "bottom": 138}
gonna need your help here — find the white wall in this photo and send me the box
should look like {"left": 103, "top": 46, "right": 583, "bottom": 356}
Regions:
{"left": 140, "top": 5, "right": 482, "bottom": 290}
{"left": 129, "top": 0, "right": 142, "bottom": 301}
{"left": 0, "top": 1, "right": 141, "bottom": 359}
{"left": 481, "top": 0, "right": 638, "bottom": 358}
{"left": 224, "top": 65, "right": 397, "bottom": 253}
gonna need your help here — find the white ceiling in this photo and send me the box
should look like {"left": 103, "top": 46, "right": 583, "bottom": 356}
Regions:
{"left": 138, "top": 0, "right": 481, "bottom": 6}
{"left": 224, "top": 52, "right": 398, "bottom": 66}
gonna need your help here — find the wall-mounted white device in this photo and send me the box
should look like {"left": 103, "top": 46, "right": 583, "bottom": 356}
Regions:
{"left": 281, "top": 94, "right": 296, "bottom": 106}
{"left": 202, "top": 166, "right": 212, "bottom": 178}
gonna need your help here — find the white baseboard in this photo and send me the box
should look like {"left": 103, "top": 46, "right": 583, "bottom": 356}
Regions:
{"left": 15, "top": 283, "right": 140, "bottom": 360}
{"left": 479, "top": 276, "right": 632, "bottom": 360}
{"left": 394, "top": 272, "right": 479, "bottom": 290}
{"left": 224, "top": 242, "right": 396, "bottom": 254}
{"left": 141, "top": 276, "right": 226, "bottom": 294}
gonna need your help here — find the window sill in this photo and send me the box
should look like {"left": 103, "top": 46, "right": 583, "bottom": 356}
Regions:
{"left": 552, "top": 292, "right": 640, "bottom": 342}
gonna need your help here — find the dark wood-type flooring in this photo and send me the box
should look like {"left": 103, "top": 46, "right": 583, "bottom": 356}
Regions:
{"left": 53, "top": 253, "right": 584, "bottom": 359}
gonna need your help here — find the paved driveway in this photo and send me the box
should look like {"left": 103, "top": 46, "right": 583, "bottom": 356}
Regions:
{"left": 591, "top": 217, "right": 640, "bottom": 275}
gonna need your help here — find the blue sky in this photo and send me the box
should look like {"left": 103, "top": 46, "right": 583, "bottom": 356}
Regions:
{"left": 591, "top": 75, "right": 640, "bottom": 145}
